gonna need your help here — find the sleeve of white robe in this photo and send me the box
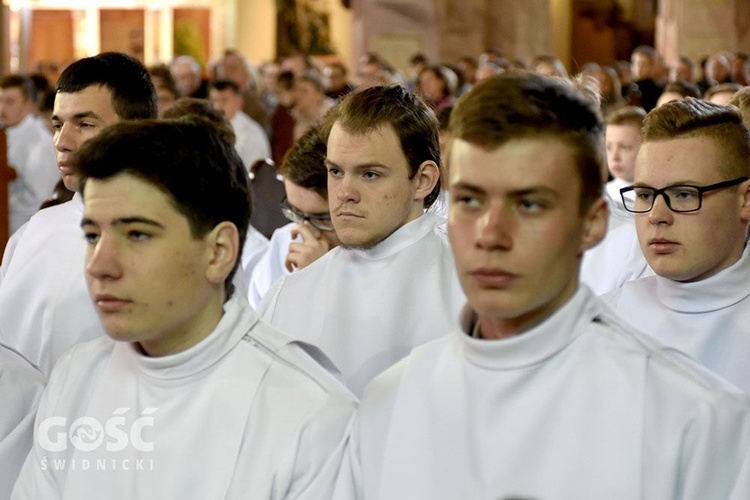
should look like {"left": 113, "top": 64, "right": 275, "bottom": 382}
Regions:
{"left": 678, "top": 392, "right": 750, "bottom": 499}
{"left": 275, "top": 382, "right": 357, "bottom": 499}
{"left": 0, "top": 344, "right": 45, "bottom": 500}
{"left": 332, "top": 414, "right": 364, "bottom": 500}
{"left": 10, "top": 350, "right": 73, "bottom": 499}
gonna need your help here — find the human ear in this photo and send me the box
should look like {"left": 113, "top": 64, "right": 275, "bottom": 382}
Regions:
{"left": 579, "top": 198, "right": 608, "bottom": 254}
{"left": 738, "top": 179, "right": 750, "bottom": 223}
{"left": 205, "top": 222, "right": 240, "bottom": 286}
{"left": 413, "top": 160, "right": 440, "bottom": 202}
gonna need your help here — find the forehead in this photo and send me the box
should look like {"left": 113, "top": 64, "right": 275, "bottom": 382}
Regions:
{"left": 53, "top": 85, "right": 117, "bottom": 119}
{"left": 606, "top": 124, "right": 641, "bottom": 140}
{"left": 84, "top": 174, "right": 175, "bottom": 217}
{"left": 284, "top": 180, "right": 328, "bottom": 214}
{"left": 327, "top": 122, "right": 405, "bottom": 166}
{"left": 0, "top": 87, "right": 24, "bottom": 98}
{"left": 449, "top": 137, "right": 579, "bottom": 192}
{"left": 209, "top": 88, "right": 236, "bottom": 98}
{"left": 636, "top": 136, "right": 722, "bottom": 182}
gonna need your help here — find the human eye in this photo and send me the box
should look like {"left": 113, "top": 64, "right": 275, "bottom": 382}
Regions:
{"left": 670, "top": 187, "right": 698, "bottom": 201}
{"left": 633, "top": 187, "right": 654, "bottom": 202}
{"left": 452, "top": 192, "right": 482, "bottom": 209}
{"left": 82, "top": 231, "right": 100, "bottom": 244}
{"left": 79, "top": 121, "right": 97, "bottom": 129}
{"left": 327, "top": 167, "right": 341, "bottom": 178}
{"left": 127, "top": 229, "right": 151, "bottom": 241}
{"left": 517, "top": 197, "right": 545, "bottom": 214}
{"left": 363, "top": 170, "right": 380, "bottom": 180}
{"left": 51, "top": 121, "right": 63, "bottom": 131}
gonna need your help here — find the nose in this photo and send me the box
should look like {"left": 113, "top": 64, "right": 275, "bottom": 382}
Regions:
{"left": 54, "top": 123, "right": 75, "bottom": 153}
{"left": 334, "top": 173, "right": 360, "bottom": 204}
{"left": 476, "top": 203, "right": 513, "bottom": 250}
{"left": 86, "top": 233, "right": 123, "bottom": 281}
{"left": 647, "top": 191, "right": 674, "bottom": 225}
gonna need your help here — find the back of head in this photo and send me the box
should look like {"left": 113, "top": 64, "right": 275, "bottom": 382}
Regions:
{"left": 75, "top": 119, "right": 252, "bottom": 284}
{"left": 279, "top": 127, "right": 327, "bottom": 196}
{"left": 320, "top": 85, "right": 442, "bottom": 208}
{"left": 662, "top": 81, "right": 702, "bottom": 99}
{"left": 449, "top": 73, "right": 605, "bottom": 210}
{"left": 162, "top": 97, "right": 236, "bottom": 145}
{"left": 642, "top": 97, "right": 750, "bottom": 178}
{"left": 57, "top": 52, "right": 158, "bottom": 120}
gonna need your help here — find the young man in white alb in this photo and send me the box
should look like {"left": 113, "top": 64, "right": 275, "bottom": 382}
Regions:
{"left": 208, "top": 79, "right": 271, "bottom": 172}
{"left": 602, "top": 97, "right": 750, "bottom": 395}
{"left": 581, "top": 105, "right": 652, "bottom": 294}
{"left": 0, "top": 53, "right": 158, "bottom": 375}
{"left": 12, "top": 119, "right": 355, "bottom": 499}
{"left": 259, "top": 85, "right": 465, "bottom": 396}
{"left": 334, "top": 74, "right": 750, "bottom": 500}
{"left": 248, "top": 127, "right": 340, "bottom": 307}
{"left": 0, "top": 75, "right": 59, "bottom": 234}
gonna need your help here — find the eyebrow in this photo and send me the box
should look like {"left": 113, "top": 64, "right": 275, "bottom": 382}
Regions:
{"left": 451, "top": 181, "right": 557, "bottom": 197}
{"left": 51, "top": 111, "right": 102, "bottom": 122}
{"left": 80, "top": 216, "right": 165, "bottom": 229}
{"left": 324, "top": 159, "right": 390, "bottom": 171}
{"left": 631, "top": 180, "right": 699, "bottom": 188}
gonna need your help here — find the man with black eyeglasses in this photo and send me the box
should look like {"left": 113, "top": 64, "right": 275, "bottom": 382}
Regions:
{"left": 603, "top": 97, "right": 750, "bottom": 395}
{"left": 247, "top": 127, "right": 340, "bottom": 307}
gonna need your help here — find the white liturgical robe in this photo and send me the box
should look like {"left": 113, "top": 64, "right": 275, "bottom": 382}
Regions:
{"left": 12, "top": 294, "right": 356, "bottom": 499}
{"left": 247, "top": 222, "right": 295, "bottom": 308}
{"left": 230, "top": 111, "right": 271, "bottom": 172}
{"left": 0, "top": 342, "right": 45, "bottom": 500}
{"left": 334, "top": 287, "right": 750, "bottom": 500}
{"left": 580, "top": 192, "right": 652, "bottom": 295}
{"left": 6, "top": 114, "right": 58, "bottom": 234}
{"left": 602, "top": 244, "right": 750, "bottom": 395}
{"left": 240, "top": 224, "right": 269, "bottom": 291}
{"left": 258, "top": 213, "right": 466, "bottom": 396}
{"left": 0, "top": 195, "right": 103, "bottom": 374}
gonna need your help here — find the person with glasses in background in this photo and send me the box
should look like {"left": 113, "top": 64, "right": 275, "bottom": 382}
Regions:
{"left": 603, "top": 97, "right": 750, "bottom": 396}
{"left": 247, "top": 127, "right": 340, "bottom": 307}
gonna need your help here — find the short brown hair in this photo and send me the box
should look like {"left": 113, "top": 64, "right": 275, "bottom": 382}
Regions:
{"left": 728, "top": 86, "right": 750, "bottom": 129}
{"left": 449, "top": 73, "right": 605, "bottom": 211}
{"left": 278, "top": 127, "right": 328, "bottom": 197}
{"left": 642, "top": 97, "right": 750, "bottom": 178}
{"left": 606, "top": 105, "right": 647, "bottom": 128}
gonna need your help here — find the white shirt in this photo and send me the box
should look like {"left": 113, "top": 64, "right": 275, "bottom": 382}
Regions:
{"left": 0, "top": 342, "right": 45, "bottom": 500}
{"left": 12, "top": 294, "right": 356, "bottom": 499}
{"left": 0, "top": 195, "right": 103, "bottom": 375}
{"left": 259, "top": 213, "right": 466, "bottom": 396}
{"left": 605, "top": 177, "right": 632, "bottom": 217}
{"left": 335, "top": 287, "right": 750, "bottom": 500}
{"left": 602, "top": 244, "right": 750, "bottom": 395}
{"left": 240, "top": 224, "right": 269, "bottom": 292}
{"left": 580, "top": 195, "right": 652, "bottom": 295}
{"left": 6, "top": 115, "right": 59, "bottom": 233}
{"left": 230, "top": 111, "right": 271, "bottom": 172}
{"left": 247, "top": 222, "right": 295, "bottom": 308}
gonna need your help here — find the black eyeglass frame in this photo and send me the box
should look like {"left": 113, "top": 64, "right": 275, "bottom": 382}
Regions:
{"left": 619, "top": 176, "right": 750, "bottom": 213}
{"left": 279, "top": 198, "right": 335, "bottom": 231}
